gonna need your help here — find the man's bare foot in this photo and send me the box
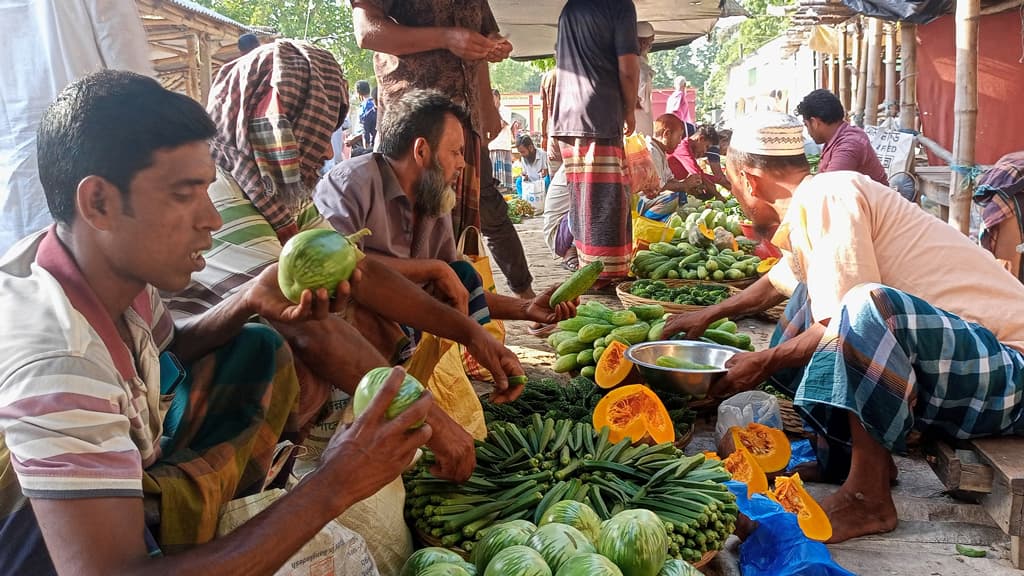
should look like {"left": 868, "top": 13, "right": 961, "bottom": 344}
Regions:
{"left": 821, "top": 487, "right": 898, "bottom": 543}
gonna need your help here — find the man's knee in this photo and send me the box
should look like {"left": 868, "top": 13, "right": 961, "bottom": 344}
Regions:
{"left": 232, "top": 323, "right": 289, "bottom": 364}
{"left": 839, "top": 283, "right": 902, "bottom": 326}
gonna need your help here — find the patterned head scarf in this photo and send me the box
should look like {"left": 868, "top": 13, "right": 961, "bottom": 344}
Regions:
{"left": 207, "top": 40, "right": 349, "bottom": 241}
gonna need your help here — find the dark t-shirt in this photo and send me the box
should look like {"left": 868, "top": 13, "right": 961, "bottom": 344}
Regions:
{"left": 552, "top": 0, "right": 639, "bottom": 140}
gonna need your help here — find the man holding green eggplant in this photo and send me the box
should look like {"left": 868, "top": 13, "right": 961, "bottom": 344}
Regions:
{"left": 664, "top": 112, "right": 1024, "bottom": 543}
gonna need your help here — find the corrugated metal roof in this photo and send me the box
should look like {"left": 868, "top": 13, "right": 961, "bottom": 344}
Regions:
{"left": 163, "top": 0, "right": 253, "bottom": 32}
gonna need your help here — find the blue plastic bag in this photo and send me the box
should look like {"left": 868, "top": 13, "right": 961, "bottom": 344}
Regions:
{"left": 786, "top": 438, "right": 816, "bottom": 471}
{"left": 725, "top": 481, "right": 855, "bottom": 576}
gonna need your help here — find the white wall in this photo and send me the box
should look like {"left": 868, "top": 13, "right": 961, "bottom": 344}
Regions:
{"left": 723, "top": 37, "right": 816, "bottom": 122}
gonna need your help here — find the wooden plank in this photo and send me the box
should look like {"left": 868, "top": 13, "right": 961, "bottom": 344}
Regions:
{"left": 982, "top": 470, "right": 1024, "bottom": 536}
{"left": 925, "top": 440, "right": 994, "bottom": 493}
{"left": 972, "top": 437, "right": 1024, "bottom": 491}
{"left": 1013, "top": 535, "right": 1023, "bottom": 569}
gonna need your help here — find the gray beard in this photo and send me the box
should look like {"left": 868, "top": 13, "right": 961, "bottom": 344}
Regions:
{"left": 415, "top": 161, "right": 457, "bottom": 218}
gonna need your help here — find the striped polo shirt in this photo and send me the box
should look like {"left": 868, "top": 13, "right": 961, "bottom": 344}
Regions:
{"left": 0, "top": 227, "right": 174, "bottom": 572}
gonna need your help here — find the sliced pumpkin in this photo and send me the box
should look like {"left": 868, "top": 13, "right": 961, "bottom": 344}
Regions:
{"left": 756, "top": 257, "right": 779, "bottom": 274}
{"left": 772, "top": 473, "right": 833, "bottom": 541}
{"left": 592, "top": 384, "right": 674, "bottom": 445}
{"left": 697, "top": 222, "right": 715, "bottom": 240}
{"left": 724, "top": 445, "right": 769, "bottom": 498}
{"left": 703, "top": 451, "right": 721, "bottom": 461}
{"left": 730, "top": 422, "right": 791, "bottom": 473}
{"left": 595, "top": 340, "right": 633, "bottom": 389}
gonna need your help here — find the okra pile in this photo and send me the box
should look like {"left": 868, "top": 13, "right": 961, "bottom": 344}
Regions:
{"left": 404, "top": 416, "right": 737, "bottom": 564}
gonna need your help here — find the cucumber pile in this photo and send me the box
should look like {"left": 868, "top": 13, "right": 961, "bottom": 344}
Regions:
{"left": 629, "top": 279, "right": 731, "bottom": 307}
{"left": 632, "top": 243, "right": 762, "bottom": 281}
{"left": 547, "top": 301, "right": 668, "bottom": 377}
{"left": 404, "top": 416, "right": 737, "bottom": 565}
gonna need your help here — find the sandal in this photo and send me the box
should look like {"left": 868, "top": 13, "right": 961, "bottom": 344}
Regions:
{"left": 561, "top": 255, "right": 580, "bottom": 272}
{"left": 527, "top": 323, "right": 559, "bottom": 338}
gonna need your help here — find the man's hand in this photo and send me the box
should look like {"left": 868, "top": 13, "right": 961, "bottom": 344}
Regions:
{"left": 425, "top": 408, "right": 476, "bottom": 482}
{"left": 245, "top": 263, "right": 363, "bottom": 323}
{"left": 444, "top": 28, "right": 499, "bottom": 61}
{"left": 713, "top": 351, "right": 774, "bottom": 398}
{"left": 523, "top": 284, "right": 579, "bottom": 324}
{"left": 487, "top": 34, "right": 513, "bottom": 62}
{"left": 662, "top": 309, "right": 717, "bottom": 341}
{"left": 427, "top": 262, "right": 470, "bottom": 315}
{"left": 467, "top": 336, "right": 526, "bottom": 403}
{"left": 319, "top": 367, "right": 433, "bottom": 505}
{"left": 681, "top": 174, "right": 703, "bottom": 195}
{"left": 623, "top": 109, "right": 636, "bottom": 136}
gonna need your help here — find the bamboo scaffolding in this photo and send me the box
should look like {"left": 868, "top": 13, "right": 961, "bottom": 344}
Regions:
{"left": 899, "top": 23, "right": 918, "bottom": 131}
{"left": 864, "top": 18, "right": 884, "bottom": 126}
{"left": 854, "top": 20, "right": 868, "bottom": 125}
{"left": 948, "top": 0, "right": 980, "bottom": 233}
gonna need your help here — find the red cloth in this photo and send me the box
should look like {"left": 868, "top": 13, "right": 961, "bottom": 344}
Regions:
{"left": 669, "top": 139, "right": 717, "bottom": 186}
{"left": 820, "top": 122, "right": 889, "bottom": 186}
{"left": 917, "top": 12, "right": 1024, "bottom": 165}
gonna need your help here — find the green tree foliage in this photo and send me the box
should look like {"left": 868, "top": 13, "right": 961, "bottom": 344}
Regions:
{"left": 193, "top": 0, "right": 375, "bottom": 84}
{"left": 488, "top": 59, "right": 543, "bottom": 94}
{"left": 700, "top": 0, "right": 789, "bottom": 118}
{"left": 648, "top": 43, "right": 717, "bottom": 91}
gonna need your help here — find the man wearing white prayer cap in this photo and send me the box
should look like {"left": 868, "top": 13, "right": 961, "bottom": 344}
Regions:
{"left": 635, "top": 21, "right": 657, "bottom": 136}
{"left": 665, "top": 112, "right": 1024, "bottom": 544}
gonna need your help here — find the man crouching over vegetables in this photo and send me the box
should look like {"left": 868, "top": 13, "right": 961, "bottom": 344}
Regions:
{"left": 313, "top": 89, "right": 579, "bottom": 380}
{"left": 663, "top": 112, "right": 1024, "bottom": 542}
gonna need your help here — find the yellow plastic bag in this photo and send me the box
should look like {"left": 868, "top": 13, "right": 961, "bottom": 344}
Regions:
{"left": 405, "top": 333, "right": 487, "bottom": 441}
{"left": 624, "top": 133, "right": 660, "bottom": 195}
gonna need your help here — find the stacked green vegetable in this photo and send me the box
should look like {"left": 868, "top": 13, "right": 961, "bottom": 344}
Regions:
{"left": 547, "top": 301, "right": 668, "bottom": 377}
{"left": 404, "top": 417, "right": 737, "bottom": 565}
{"left": 480, "top": 378, "right": 695, "bottom": 444}
{"left": 507, "top": 197, "right": 535, "bottom": 224}
{"left": 631, "top": 243, "right": 762, "bottom": 282}
{"left": 629, "top": 280, "right": 732, "bottom": 307}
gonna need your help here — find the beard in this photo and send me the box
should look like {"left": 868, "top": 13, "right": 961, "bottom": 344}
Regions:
{"left": 415, "top": 159, "right": 458, "bottom": 218}
{"left": 524, "top": 150, "right": 537, "bottom": 164}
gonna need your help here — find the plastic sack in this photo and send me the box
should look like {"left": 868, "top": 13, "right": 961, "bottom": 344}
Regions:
{"left": 725, "top": 481, "right": 855, "bottom": 576}
{"left": 457, "top": 227, "right": 507, "bottom": 384}
{"left": 624, "top": 133, "right": 660, "bottom": 194}
{"left": 523, "top": 179, "right": 546, "bottom": 214}
{"left": 715, "top": 390, "right": 783, "bottom": 444}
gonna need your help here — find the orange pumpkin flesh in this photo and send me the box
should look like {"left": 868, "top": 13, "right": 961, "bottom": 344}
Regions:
{"left": 703, "top": 451, "right": 721, "bottom": 461}
{"left": 595, "top": 340, "right": 633, "bottom": 389}
{"left": 772, "top": 473, "right": 833, "bottom": 542}
{"left": 730, "top": 422, "right": 791, "bottom": 473}
{"left": 724, "top": 446, "right": 769, "bottom": 497}
{"left": 592, "top": 384, "right": 675, "bottom": 444}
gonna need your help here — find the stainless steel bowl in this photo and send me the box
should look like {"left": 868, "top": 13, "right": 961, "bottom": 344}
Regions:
{"left": 625, "top": 340, "right": 740, "bottom": 398}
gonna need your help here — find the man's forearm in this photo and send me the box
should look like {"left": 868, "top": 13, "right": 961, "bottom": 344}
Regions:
{"left": 352, "top": 4, "right": 449, "bottom": 55}
{"left": 701, "top": 275, "right": 787, "bottom": 322}
{"left": 618, "top": 55, "right": 640, "bottom": 118}
{"left": 365, "top": 253, "right": 444, "bottom": 285}
{"left": 355, "top": 258, "right": 480, "bottom": 344}
{"left": 765, "top": 322, "right": 825, "bottom": 371}
{"left": 484, "top": 292, "right": 530, "bottom": 321}
{"left": 170, "top": 290, "right": 254, "bottom": 364}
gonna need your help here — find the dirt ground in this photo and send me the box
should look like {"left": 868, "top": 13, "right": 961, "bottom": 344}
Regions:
{"left": 483, "top": 215, "right": 1020, "bottom": 575}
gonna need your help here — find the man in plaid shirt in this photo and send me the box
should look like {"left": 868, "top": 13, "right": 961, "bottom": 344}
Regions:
{"left": 665, "top": 113, "right": 1024, "bottom": 543}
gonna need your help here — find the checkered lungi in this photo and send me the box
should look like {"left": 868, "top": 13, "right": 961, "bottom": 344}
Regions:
{"left": 490, "top": 149, "right": 514, "bottom": 190}
{"left": 558, "top": 138, "right": 632, "bottom": 279}
{"left": 770, "top": 283, "right": 1024, "bottom": 477}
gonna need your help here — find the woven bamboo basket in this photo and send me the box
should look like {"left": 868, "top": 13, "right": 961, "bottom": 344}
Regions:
{"left": 692, "top": 549, "right": 719, "bottom": 569}
{"left": 755, "top": 299, "right": 789, "bottom": 323}
{"left": 778, "top": 398, "right": 813, "bottom": 438}
{"left": 617, "top": 280, "right": 742, "bottom": 314}
{"left": 413, "top": 528, "right": 470, "bottom": 560}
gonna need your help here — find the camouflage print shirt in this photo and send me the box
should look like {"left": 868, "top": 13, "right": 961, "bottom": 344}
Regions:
{"left": 351, "top": 0, "right": 499, "bottom": 135}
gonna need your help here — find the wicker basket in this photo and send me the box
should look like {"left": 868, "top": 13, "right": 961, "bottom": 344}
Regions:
{"left": 755, "top": 299, "right": 789, "bottom": 323}
{"left": 413, "top": 527, "right": 470, "bottom": 560}
{"left": 692, "top": 549, "right": 719, "bottom": 568}
{"left": 617, "top": 280, "right": 742, "bottom": 314}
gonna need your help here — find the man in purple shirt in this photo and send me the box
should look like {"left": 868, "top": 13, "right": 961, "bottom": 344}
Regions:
{"left": 797, "top": 89, "right": 889, "bottom": 185}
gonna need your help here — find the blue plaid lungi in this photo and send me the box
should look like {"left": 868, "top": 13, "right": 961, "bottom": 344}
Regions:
{"left": 397, "top": 260, "right": 491, "bottom": 362}
{"left": 770, "top": 283, "right": 1024, "bottom": 477}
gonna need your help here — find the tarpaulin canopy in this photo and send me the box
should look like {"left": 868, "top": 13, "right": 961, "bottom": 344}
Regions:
{"left": 493, "top": 0, "right": 748, "bottom": 59}
{"left": 839, "top": 0, "right": 953, "bottom": 23}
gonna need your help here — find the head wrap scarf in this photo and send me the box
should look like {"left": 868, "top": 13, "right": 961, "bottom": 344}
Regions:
{"left": 207, "top": 40, "right": 348, "bottom": 241}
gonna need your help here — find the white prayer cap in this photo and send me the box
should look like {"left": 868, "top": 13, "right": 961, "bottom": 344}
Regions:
{"left": 729, "top": 113, "right": 806, "bottom": 157}
{"left": 637, "top": 22, "right": 655, "bottom": 38}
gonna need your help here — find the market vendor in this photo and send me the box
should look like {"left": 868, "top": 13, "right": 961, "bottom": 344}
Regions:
{"left": 0, "top": 70, "right": 433, "bottom": 574}
{"left": 314, "top": 89, "right": 578, "bottom": 342}
{"left": 638, "top": 113, "right": 705, "bottom": 221}
{"left": 796, "top": 89, "right": 888, "bottom": 185}
{"left": 167, "top": 40, "right": 524, "bottom": 483}
{"left": 664, "top": 112, "right": 1024, "bottom": 543}
{"left": 669, "top": 123, "right": 724, "bottom": 199}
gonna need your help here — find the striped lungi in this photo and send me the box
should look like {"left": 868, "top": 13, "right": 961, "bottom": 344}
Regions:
{"left": 558, "top": 138, "right": 632, "bottom": 278}
{"left": 453, "top": 129, "right": 483, "bottom": 239}
{"left": 490, "top": 149, "right": 514, "bottom": 190}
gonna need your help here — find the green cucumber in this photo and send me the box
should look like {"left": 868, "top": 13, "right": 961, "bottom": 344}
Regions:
{"left": 577, "top": 348, "right": 596, "bottom": 366}
{"left": 580, "top": 365, "right": 596, "bottom": 379}
{"left": 717, "top": 321, "right": 737, "bottom": 334}
{"left": 629, "top": 304, "right": 666, "bottom": 321}
{"left": 550, "top": 261, "right": 604, "bottom": 306}
{"left": 702, "top": 328, "right": 742, "bottom": 348}
{"left": 609, "top": 309, "right": 639, "bottom": 327}
{"left": 556, "top": 337, "right": 588, "bottom": 356}
{"left": 578, "top": 322, "right": 615, "bottom": 343}
{"left": 554, "top": 354, "right": 579, "bottom": 373}
{"left": 558, "top": 316, "right": 609, "bottom": 332}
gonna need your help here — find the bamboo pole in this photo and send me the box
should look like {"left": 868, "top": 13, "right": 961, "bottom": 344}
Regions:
{"left": 854, "top": 21, "right": 868, "bottom": 125}
{"left": 839, "top": 25, "right": 851, "bottom": 111}
{"left": 900, "top": 23, "right": 918, "bottom": 131}
{"left": 864, "top": 18, "right": 884, "bottom": 126}
{"left": 885, "top": 24, "right": 898, "bottom": 119}
{"left": 199, "top": 34, "right": 212, "bottom": 106}
{"left": 825, "top": 54, "right": 835, "bottom": 94}
{"left": 948, "top": 0, "right": 980, "bottom": 233}
{"left": 831, "top": 52, "right": 841, "bottom": 95}
{"left": 186, "top": 34, "right": 200, "bottom": 101}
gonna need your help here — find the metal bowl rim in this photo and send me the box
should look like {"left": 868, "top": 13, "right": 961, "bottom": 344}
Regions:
{"left": 625, "top": 340, "right": 742, "bottom": 373}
